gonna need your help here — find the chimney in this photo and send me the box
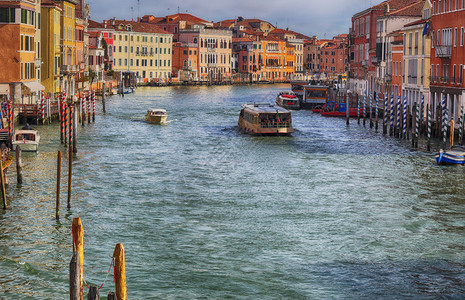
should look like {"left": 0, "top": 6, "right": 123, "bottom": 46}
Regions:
{"left": 111, "top": 17, "right": 116, "bottom": 26}
{"left": 103, "top": 20, "right": 107, "bottom": 28}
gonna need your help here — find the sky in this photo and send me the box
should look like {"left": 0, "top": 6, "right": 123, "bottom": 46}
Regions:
{"left": 86, "top": 0, "right": 377, "bottom": 38}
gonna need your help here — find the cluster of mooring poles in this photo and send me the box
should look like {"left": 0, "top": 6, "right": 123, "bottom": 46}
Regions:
{"left": 348, "top": 91, "right": 462, "bottom": 152}
{"left": 70, "top": 218, "right": 127, "bottom": 300}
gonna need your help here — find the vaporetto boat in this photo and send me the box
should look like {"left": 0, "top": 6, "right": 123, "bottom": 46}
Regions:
{"left": 238, "top": 103, "right": 293, "bottom": 135}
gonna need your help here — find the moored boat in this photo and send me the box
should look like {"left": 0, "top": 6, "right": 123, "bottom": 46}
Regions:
{"left": 12, "top": 125, "right": 40, "bottom": 152}
{"left": 321, "top": 107, "right": 364, "bottom": 118}
{"left": 145, "top": 108, "right": 168, "bottom": 124}
{"left": 276, "top": 91, "right": 300, "bottom": 110}
{"left": 435, "top": 146, "right": 465, "bottom": 165}
{"left": 238, "top": 103, "right": 293, "bottom": 135}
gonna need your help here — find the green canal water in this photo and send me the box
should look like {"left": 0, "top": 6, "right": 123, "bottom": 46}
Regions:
{"left": 1, "top": 84, "right": 465, "bottom": 299}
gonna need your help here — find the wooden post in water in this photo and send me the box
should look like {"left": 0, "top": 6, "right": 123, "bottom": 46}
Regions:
{"left": 1, "top": 161, "right": 5, "bottom": 210}
{"left": 357, "top": 94, "right": 360, "bottom": 125}
{"left": 70, "top": 250, "right": 81, "bottom": 300}
{"left": 113, "top": 243, "right": 127, "bottom": 300}
{"left": 369, "top": 93, "right": 373, "bottom": 128}
{"left": 67, "top": 145, "right": 73, "bottom": 209}
{"left": 16, "top": 145, "right": 22, "bottom": 185}
{"left": 107, "top": 292, "right": 116, "bottom": 300}
{"left": 72, "top": 218, "right": 84, "bottom": 300}
{"left": 87, "top": 286, "right": 99, "bottom": 300}
{"left": 406, "top": 104, "right": 410, "bottom": 140}
{"left": 56, "top": 151, "right": 61, "bottom": 219}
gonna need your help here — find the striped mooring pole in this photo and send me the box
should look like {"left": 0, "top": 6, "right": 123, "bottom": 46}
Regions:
{"left": 420, "top": 95, "right": 425, "bottom": 136}
{"left": 60, "top": 93, "right": 66, "bottom": 144}
{"left": 390, "top": 94, "right": 394, "bottom": 136}
{"left": 459, "top": 105, "right": 464, "bottom": 145}
{"left": 444, "top": 108, "right": 449, "bottom": 149}
{"left": 383, "top": 95, "right": 388, "bottom": 135}
{"left": 92, "top": 90, "right": 96, "bottom": 122}
{"left": 363, "top": 90, "right": 367, "bottom": 127}
{"left": 396, "top": 96, "right": 401, "bottom": 138}
{"left": 414, "top": 102, "right": 420, "bottom": 148}
{"left": 375, "top": 93, "right": 379, "bottom": 131}
{"left": 87, "top": 91, "right": 91, "bottom": 124}
{"left": 369, "top": 93, "right": 373, "bottom": 128}
{"left": 442, "top": 95, "right": 447, "bottom": 148}
{"left": 63, "top": 102, "right": 68, "bottom": 146}
{"left": 7, "top": 95, "right": 13, "bottom": 142}
{"left": 41, "top": 91, "right": 46, "bottom": 124}
{"left": 357, "top": 94, "right": 360, "bottom": 124}
{"left": 81, "top": 92, "right": 86, "bottom": 125}
{"left": 68, "top": 105, "right": 73, "bottom": 145}
{"left": 403, "top": 96, "right": 407, "bottom": 139}
{"left": 427, "top": 104, "right": 432, "bottom": 151}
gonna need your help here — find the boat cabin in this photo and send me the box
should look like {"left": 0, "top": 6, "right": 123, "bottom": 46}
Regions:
{"left": 301, "top": 85, "right": 329, "bottom": 109}
{"left": 239, "top": 103, "right": 293, "bottom": 134}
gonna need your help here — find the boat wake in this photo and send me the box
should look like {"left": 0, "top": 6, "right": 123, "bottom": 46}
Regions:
{"left": 161, "top": 119, "right": 178, "bottom": 125}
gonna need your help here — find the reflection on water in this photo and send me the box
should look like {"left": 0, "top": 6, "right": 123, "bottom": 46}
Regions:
{"left": 1, "top": 84, "right": 465, "bottom": 298}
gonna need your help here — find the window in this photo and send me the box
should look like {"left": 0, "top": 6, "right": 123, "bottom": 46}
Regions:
{"left": 454, "top": 28, "right": 458, "bottom": 46}
{"left": 453, "top": 64, "right": 456, "bottom": 82}
{"left": 461, "top": 27, "right": 464, "bottom": 46}
{"left": 0, "top": 7, "right": 15, "bottom": 23}
{"left": 460, "top": 64, "right": 463, "bottom": 83}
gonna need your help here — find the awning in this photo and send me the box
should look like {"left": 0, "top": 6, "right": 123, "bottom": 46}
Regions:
{"left": 0, "top": 84, "right": 9, "bottom": 95}
{"left": 22, "top": 81, "right": 45, "bottom": 93}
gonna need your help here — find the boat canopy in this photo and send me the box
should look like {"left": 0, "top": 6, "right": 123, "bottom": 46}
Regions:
{"left": 147, "top": 108, "right": 167, "bottom": 114}
{"left": 242, "top": 103, "right": 291, "bottom": 114}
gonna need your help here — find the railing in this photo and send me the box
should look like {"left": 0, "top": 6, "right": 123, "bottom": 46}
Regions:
{"left": 440, "top": 76, "right": 449, "bottom": 84}
{"left": 61, "top": 65, "right": 77, "bottom": 73}
{"left": 260, "top": 121, "right": 291, "bottom": 129}
{"left": 436, "top": 45, "right": 452, "bottom": 58}
{"left": 371, "top": 57, "right": 381, "bottom": 65}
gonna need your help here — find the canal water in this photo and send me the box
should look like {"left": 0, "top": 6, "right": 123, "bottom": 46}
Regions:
{"left": 1, "top": 84, "right": 465, "bottom": 299}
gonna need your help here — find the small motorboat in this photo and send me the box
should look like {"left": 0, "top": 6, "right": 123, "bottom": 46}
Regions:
{"left": 276, "top": 91, "right": 300, "bottom": 110}
{"left": 145, "top": 108, "right": 168, "bottom": 124}
{"left": 12, "top": 124, "right": 40, "bottom": 152}
{"left": 435, "top": 146, "right": 465, "bottom": 165}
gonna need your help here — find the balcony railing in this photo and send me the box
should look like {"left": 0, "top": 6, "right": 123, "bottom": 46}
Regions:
{"left": 61, "top": 65, "right": 77, "bottom": 73}
{"left": 361, "top": 60, "right": 368, "bottom": 67}
{"left": 440, "top": 76, "right": 449, "bottom": 84}
{"left": 436, "top": 45, "right": 452, "bottom": 58}
{"left": 371, "top": 56, "right": 381, "bottom": 65}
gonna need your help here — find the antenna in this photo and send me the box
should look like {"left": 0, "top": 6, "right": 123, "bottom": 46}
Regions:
{"left": 137, "top": 0, "right": 140, "bottom": 19}
{"left": 177, "top": 6, "right": 180, "bottom": 14}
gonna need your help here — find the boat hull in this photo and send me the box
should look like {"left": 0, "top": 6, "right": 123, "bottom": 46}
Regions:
{"left": 276, "top": 96, "right": 300, "bottom": 110}
{"left": 146, "top": 115, "right": 167, "bottom": 124}
{"left": 435, "top": 151, "right": 465, "bottom": 165}
{"left": 12, "top": 142, "right": 38, "bottom": 152}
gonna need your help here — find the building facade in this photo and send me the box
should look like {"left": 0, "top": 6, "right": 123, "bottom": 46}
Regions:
{"left": 107, "top": 19, "right": 173, "bottom": 83}
{"left": 429, "top": 0, "right": 465, "bottom": 124}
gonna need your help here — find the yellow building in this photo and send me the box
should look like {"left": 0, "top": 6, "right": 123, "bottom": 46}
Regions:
{"left": 41, "top": 0, "right": 62, "bottom": 95}
{"left": 401, "top": 0, "right": 432, "bottom": 110}
{"left": 53, "top": 0, "right": 78, "bottom": 97}
{"left": 107, "top": 19, "right": 173, "bottom": 83}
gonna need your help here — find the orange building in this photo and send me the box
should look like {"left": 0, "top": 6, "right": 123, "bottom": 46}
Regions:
{"left": 261, "top": 37, "right": 290, "bottom": 81}
{"left": 0, "top": 0, "right": 44, "bottom": 102}
{"left": 284, "top": 42, "right": 295, "bottom": 79}
{"left": 172, "top": 42, "right": 199, "bottom": 81}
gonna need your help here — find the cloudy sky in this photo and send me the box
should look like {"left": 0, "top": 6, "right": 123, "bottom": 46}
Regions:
{"left": 86, "top": 0, "right": 376, "bottom": 38}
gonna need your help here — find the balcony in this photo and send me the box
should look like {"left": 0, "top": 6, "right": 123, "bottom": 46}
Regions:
{"left": 436, "top": 45, "right": 452, "bottom": 58}
{"left": 440, "top": 76, "right": 449, "bottom": 84}
{"left": 361, "top": 60, "right": 368, "bottom": 67}
{"left": 371, "top": 56, "right": 381, "bottom": 65}
{"left": 385, "top": 74, "right": 392, "bottom": 82}
{"left": 61, "top": 65, "right": 77, "bottom": 74}
{"left": 35, "top": 59, "right": 41, "bottom": 68}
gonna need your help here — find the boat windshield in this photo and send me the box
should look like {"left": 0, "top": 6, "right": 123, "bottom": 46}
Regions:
{"left": 17, "top": 133, "right": 35, "bottom": 141}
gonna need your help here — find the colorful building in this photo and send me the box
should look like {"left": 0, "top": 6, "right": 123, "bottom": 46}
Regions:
{"left": 429, "top": 0, "right": 465, "bottom": 125}
{"left": 390, "top": 31, "right": 404, "bottom": 99}
{"left": 179, "top": 28, "right": 232, "bottom": 82}
{"left": 231, "top": 37, "right": 262, "bottom": 82}
{"left": 74, "top": 0, "right": 89, "bottom": 87}
{"left": 401, "top": 0, "right": 432, "bottom": 111}
{"left": 105, "top": 19, "right": 173, "bottom": 83}
{"left": 53, "top": 0, "right": 79, "bottom": 98}
{"left": 40, "top": 0, "right": 62, "bottom": 95}
{"left": 261, "top": 37, "right": 289, "bottom": 81}
{"left": 0, "top": 0, "right": 44, "bottom": 102}
{"left": 172, "top": 42, "right": 199, "bottom": 81}
{"left": 88, "top": 19, "right": 115, "bottom": 72}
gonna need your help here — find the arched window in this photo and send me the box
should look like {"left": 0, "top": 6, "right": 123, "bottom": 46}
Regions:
{"left": 193, "top": 38, "right": 198, "bottom": 44}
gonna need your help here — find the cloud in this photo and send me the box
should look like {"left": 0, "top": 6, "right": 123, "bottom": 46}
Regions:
{"left": 87, "top": 0, "right": 370, "bottom": 38}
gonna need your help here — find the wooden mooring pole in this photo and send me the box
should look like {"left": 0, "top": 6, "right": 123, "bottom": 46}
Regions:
{"left": 345, "top": 94, "right": 349, "bottom": 126}
{"left": 70, "top": 250, "right": 81, "bottom": 300}
{"left": 102, "top": 83, "right": 106, "bottom": 114}
{"left": 16, "top": 145, "right": 22, "bottom": 185}
{"left": 113, "top": 243, "right": 127, "bottom": 300}
{"left": 72, "top": 217, "right": 84, "bottom": 300}
{"left": 56, "top": 150, "right": 61, "bottom": 219}
{"left": 87, "top": 286, "right": 99, "bottom": 300}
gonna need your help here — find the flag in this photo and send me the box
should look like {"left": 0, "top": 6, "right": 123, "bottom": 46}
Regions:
{"left": 422, "top": 21, "right": 432, "bottom": 36}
